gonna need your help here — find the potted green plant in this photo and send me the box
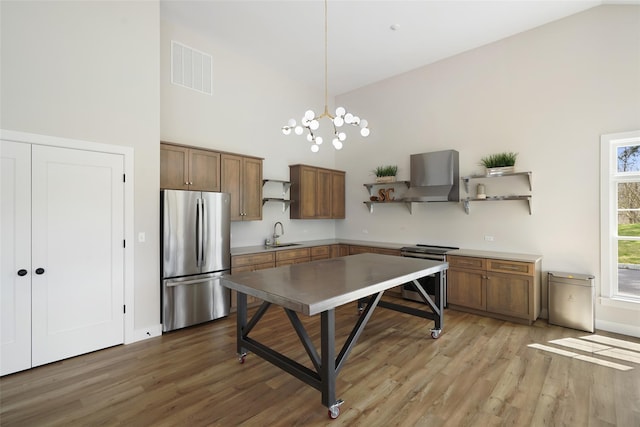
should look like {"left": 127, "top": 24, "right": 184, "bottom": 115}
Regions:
{"left": 372, "top": 165, "right": 398, "bottom": 183}
{"left": 479, "top": 152, "right": 518, "bottom": 175}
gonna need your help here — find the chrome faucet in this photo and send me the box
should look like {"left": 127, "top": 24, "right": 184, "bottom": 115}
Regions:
{"left": 273, "top": 221, "right": 284, "bottom": 242}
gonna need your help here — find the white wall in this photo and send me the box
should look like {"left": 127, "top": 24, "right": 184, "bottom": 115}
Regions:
{"left": 160, "top": 19, "right": 340, "bottom": 246}
{"left": 1, "top": 1, "right": 161, "bottom": 334}
{"left": 335, "top": 5, "right": 640, "bottom": 335}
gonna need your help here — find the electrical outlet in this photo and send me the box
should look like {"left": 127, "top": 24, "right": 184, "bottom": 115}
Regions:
{"left": 484, "top": 235, "right": 495, "bottom": 241}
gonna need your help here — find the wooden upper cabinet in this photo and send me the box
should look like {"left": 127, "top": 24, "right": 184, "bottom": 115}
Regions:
{"left": 290, "top": 164, "right": 345, "bottom": 219}
{"left": 188, "top": 149, "right": 221, "bottom": 191}
{"left": 331, "top": 170, "right": 345, "bottom": 219}
{"left": 160, "top": 143, "right": 220, "bottom": 192}
{"left": 221, "top": 154, "right": 263, "bottom": 221}
{"left": 316, "top": 168, "right": 332, "bottom": 219}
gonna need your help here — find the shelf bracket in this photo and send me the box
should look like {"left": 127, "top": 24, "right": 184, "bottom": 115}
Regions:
{"left": 262, "top": 198, "right": 291, "bottom": 212}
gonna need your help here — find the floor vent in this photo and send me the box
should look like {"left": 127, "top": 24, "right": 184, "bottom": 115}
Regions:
{"left": 171, "top": 40, "right": 213, "bottom": 95}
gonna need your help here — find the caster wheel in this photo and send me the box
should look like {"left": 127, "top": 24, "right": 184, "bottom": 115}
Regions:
{"left": 328, "top": 399, "right": 343, "bottom": 419}
{"left": 238, "top": 353, "right": 247, "bottom": 364}
{"left": 328, "top": 407, "right": 340, "bottom": 419}
{"left": 431, "top": 330, "right": 441, "bottom": 339}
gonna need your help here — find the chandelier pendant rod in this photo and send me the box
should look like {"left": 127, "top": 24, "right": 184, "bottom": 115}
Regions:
{"left": 320, "top": 0, "right": 334, "bottom": 120}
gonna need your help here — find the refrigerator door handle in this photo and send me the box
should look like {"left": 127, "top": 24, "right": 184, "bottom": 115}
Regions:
{"left": 195, "top": 198, "right": 203, "bottom": 267}
{"left": 201, "top": 197, "right": 207, "bottom": 265}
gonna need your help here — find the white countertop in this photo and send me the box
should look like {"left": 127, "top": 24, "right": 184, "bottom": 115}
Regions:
{"left": 230, "top": 239, "right": 406, "bottom": 256}
{"left": 222, "top": 253, "right": 447, "bottom": 316}
{"left": 448, "top": 249, "right": 542, "bottom": 263}
{"left": 231, "top": 239, "right": 542, "bottom": 263}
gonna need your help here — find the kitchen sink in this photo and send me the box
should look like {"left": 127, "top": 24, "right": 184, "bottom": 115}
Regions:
{"left": 265, "top": 243, "right": 300, "bottom": 248}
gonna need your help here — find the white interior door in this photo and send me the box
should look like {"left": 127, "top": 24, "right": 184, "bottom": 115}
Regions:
{"left": 0, "top": 141, "right": 32, "bottom": 375}
{"left": 31, "top": 145, "right": 125, "bottom": 367}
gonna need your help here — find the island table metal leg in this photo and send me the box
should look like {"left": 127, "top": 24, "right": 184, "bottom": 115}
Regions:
{"left": 236, "top": 292, "right": 248, "bottom": 362}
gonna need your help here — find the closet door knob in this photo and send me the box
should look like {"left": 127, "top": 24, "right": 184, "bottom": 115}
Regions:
{"left": 17, "top": 269, "right": 28, "bottom": 276}
{"left": 35, "top": 268, "right": 45, "bottom": 275}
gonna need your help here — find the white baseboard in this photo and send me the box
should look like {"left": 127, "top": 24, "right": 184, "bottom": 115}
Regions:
{"left": 133, "top": 324, "right": 163, "bottom": 342}
{"left": 595, "top": 319, "right": 640, "bottom": 338}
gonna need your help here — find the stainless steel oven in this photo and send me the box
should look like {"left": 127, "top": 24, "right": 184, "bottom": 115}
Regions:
{"left": 400, "top": 245, "right": 458, "bottom": 306}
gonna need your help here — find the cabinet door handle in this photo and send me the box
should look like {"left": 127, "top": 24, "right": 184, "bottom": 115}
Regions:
{"left": 35, "top": 268, "right": 45, "bottom": 275}
{"left": 17, "top": 269, "right": 28, "bottom": 276}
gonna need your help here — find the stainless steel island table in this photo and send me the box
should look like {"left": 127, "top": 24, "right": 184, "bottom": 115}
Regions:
{"left": 221, "top": 253, "right": 448, "bottom": 419}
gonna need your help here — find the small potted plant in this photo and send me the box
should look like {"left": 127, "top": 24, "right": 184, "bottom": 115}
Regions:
{"left": 372, "top": 165, "right": 398, "bottom": 183}
{"left": 480, "top": 152, "right": 518, "bottom": 176}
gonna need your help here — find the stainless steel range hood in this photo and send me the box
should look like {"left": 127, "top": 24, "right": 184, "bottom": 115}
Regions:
{"left": 402, "top": 150, "right": 459, "bottom": 202}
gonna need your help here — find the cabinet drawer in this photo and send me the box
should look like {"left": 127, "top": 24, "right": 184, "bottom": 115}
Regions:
{"left": 448, "top": 255, "right": 486, "bottom": 271}
{"left": 349, "top": 245, "right": 375, "bottom": 255}
{"left": 232, "top": 252, "right": 275, "bottom": 267}
{"left": 276, "top": 247, "right": 311, "bottom": 262}
{"left": 231, "top": 261, "right": 274, "bottom": 273}
{"left": 374, "top": 248, "right": 401, "bottom": 256}
{"left": 488, "top": 259, "right": 533, "bottom": 276}
{"left": 311, "top": 245, "right": 330, "bottom": 257}
{"left": 276, "top": 257, "right": 311, "bottom": 267}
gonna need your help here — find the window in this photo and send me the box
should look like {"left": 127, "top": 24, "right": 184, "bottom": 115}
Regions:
{"left": 601, "top": 131, "right": 640, "bottom": 301}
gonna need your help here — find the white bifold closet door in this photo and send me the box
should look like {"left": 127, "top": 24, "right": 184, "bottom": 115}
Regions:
{"left": 1, "top": 140, "right": 125, "bottom": 375}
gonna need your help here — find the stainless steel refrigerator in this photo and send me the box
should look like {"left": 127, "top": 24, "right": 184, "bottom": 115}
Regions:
{"left": 161, "top": 190, "right": 231, "bottom": 332}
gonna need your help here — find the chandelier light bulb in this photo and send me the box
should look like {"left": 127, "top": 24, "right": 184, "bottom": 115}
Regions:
{"left": 361, "top": 128, "right": 370, "bottom": 137}
{"left": 306, "top": 134, "right": 313, "bottom": 142}
{"left": 288, "top": 118, "right": 297, "bottom": 127}
{"left": 310, "top": 119, "right": 320, "bottom": 130}
{"left": 360, "top": 119, "right": 368, "bottom": 128}
{"left": 333, "top": 116, "right": 344, "bottom": 127}
{"left": 338, "top": 132, "right": 346, "bottom": 141}
{"left": 335, "top": 107, "right": 346, "bottom": 117}
{"left": 304, "top": 110, "right": 315, "bottom": 120}
{"left": 311, "top": 144, "right": 320, "bottom": 153}
{"left": 333, "top": 139, "right": 343, "bottom": 150}
{"left": 282, "top": 127, "right": 291, "bottom": 135}
{"left": 316, "top": 136, "right": 323, "bottom": 145}
{"left": 295, "top": 126, "right": 303, "bottom": 135}
{"left": 344, "top": 113, "right": 354, "bottom": 124}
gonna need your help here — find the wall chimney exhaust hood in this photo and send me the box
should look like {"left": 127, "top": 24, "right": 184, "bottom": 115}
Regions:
{"left": 402, "top": 150, "right": 459, "bottom": 202}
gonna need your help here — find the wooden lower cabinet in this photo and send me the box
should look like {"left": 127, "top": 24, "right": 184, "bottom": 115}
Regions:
{"left": 447, "top": 267, "right": 486, "bottom": 311}
{"left": 276, "top": 248, "right": 310, "bottom": 266}
{"left": 447, "top": 254, "right": 541, "bottom": 325}
{"left": 230, "top": 252, "right": 275, "bottom": 310}
{"left": 348, "top": 245, "right": 401, "bottom": 257}
{"left": 311, "top": 245, "right": 330, "bottom": 261}
{"left": 331, "top": 244, "right": 349, "bottom": 258}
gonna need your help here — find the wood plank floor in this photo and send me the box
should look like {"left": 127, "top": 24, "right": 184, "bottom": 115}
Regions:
{"left": 1, "top": 298, "right": 639, "bottom": 426}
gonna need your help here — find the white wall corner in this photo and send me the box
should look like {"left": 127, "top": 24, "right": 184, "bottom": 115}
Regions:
{"left": 133, "top": 324, "right": 163, "bottom": 342}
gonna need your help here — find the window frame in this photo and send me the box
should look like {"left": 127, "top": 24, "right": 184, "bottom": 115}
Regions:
{"left": 600, "top": 130, "right": 640, "bottom": 303}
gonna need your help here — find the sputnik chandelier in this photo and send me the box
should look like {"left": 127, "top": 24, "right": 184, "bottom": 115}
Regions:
{"left": 281, "top": 0, "right": 370, "bottom": 152}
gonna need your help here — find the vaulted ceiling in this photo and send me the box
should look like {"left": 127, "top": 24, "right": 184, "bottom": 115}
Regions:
{"left": 160, "top": 1, "right": 626, "bottom": 95}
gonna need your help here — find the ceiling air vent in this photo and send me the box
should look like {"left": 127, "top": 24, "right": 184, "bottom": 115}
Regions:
{"left": 171, "top": 40, "right": 213, "bottom": 95}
